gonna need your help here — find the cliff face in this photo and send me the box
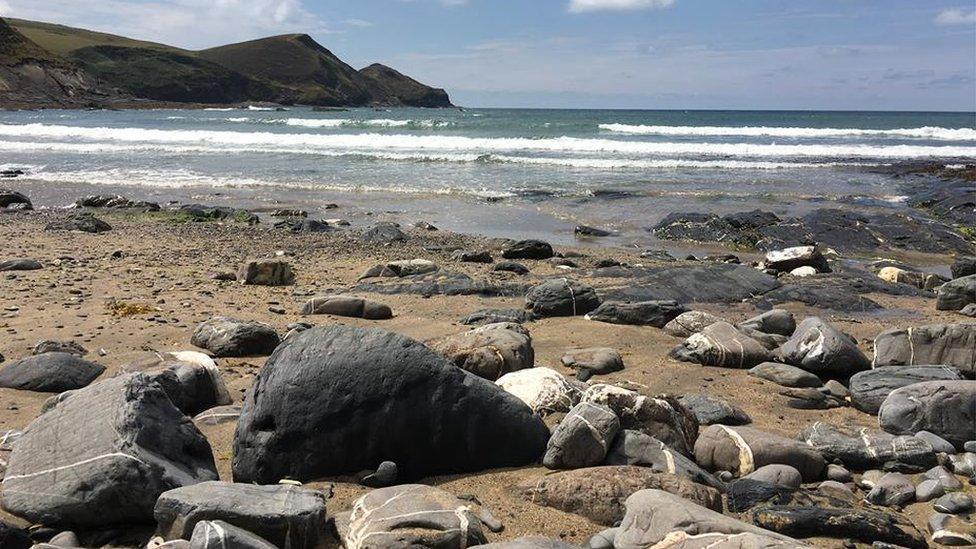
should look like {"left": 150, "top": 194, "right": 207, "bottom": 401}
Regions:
{"left": 3, "top": 18, "right": 453, "bottom": 108}
{"left": 0, "top": 18, "right": 117, "bottom": 108}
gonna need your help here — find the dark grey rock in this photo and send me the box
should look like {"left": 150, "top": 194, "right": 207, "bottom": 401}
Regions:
{"left": 461, "top": 308, "right": 533, "bottom": 325}
{"left": 300, "top": 295, "right": 392, "bottom": 319}
{"left": 937, "top": 275, "right": 976, "bottom": 311}
{"left": 584, "top": 300, "right": 685, "bottom": 327}
{"left": 915, "top": 430, "right": 957, "bottom": 454}
{"left": 780, "top": 317, "right": 870, "bottom": 378}
{"left": 154, "top": 482, "right": 327, "bottom": 549}
{"left": 360, "top": 461, "right": 397, "bottom": 488}
{"left": 915, "top": 479, "right": 945, "bottom": 502}
{"left": 575, "top": 225, "right": 612, "bottom": 238}
{"left": 75, "top": 194, "right": 159, "bottom": 211}
{"left": 676, "top": 394, "right": 750, "bottom": 426}
{"left": 923, "top": 465, "right": 963, "bottom": 491}
{"left": 525, "top": 279, "right": 600, "bottom": 317}
{"left": 737, "top": 309, "right": 797, "bottom": 336}
{"left": 752, "top": 506, "right": 926, "bottom": 549}
{"left": 781, "top": 387, "right": 844, "bottom": 410}
{"left": 544, "top": 402, "right": 620, "bottom": 469}
{"left": 749, "top": 362, "right": 823, "bottom": 388}
{"left": 44, "top": 214, "right": 111, "bottom": 233}
{"left": 850, "top": 366, "right": 964, "bottom": 414}
{"left": 118, "top": 351, "right": 232, "bottom": 416}
{"left": 600, "top": 264, "right": 780, "bottom": 305}
{"left": 0, "top": 258, "right": 41, "bottom": 272}
{"left": 929, "top": 512, "right": 976, "bottom": 547}
{"left": 0, "top": 374, "right": 218, "bottom": 526}
{"left": 669, "top": 322, "right": 771, "bottom": 369}
{"left": 951, "top": 256, "right": 976, "bottom": 279}
{"left": 362, "top": 223, "right": 408, "bottom": 244}
{"left": 273, "top": 218, "right": 331, "bottom": 233}
{"left": 502, "top": 240, "right": 554, "bottom": 260}
{"left": 189, "top": 520, "right": 276, "bottom": 549}
{"left": 879, "top": 380, "right": 976, "bottom": 450}
{"left": 798, "top": 422, "right": 936, "bottom": 471}
{"left": 744, "top": 464, "right": 803, "bottom": 489}
{"left": 0, "top": 521, "right": 31, "bottom": 549}
{"left": 492, "top": 261, "right": 530, "bottom": 275}
{"left": 177, "top": 204, "right": 256, "bottom": 223}
{"left": 604, "top": 430, "right": 724, "bottom": 491}
{"left": 866, "top": 472, "right": 915, "bottom": 506}
{"left": 934, "top": 492, "right": 974, "bottom": 514}
{"left": 826, "top": 464, "right": 852, "bottom": 482}
{"left": 190, "top": 316, "right": 280, "bottom": 357}
{"left": 357, "top": 270, "right": 528, "bottom": 297}
{"left": 561, "top": 348, "right": 623, "bottom": 381}
{"left": 581, "top": 385, "right": 698, "bottom": 457}
{"left": 737, "top": 326, "right": 789, "bottom": 351}
{"left": 453, "top": 250, "right": 493, "bottom": 263}
{"left": 873, "top": 324, "right": 976, "bottom": 379}
{"left": 0, "top": 352, "right": 104, "bottom": 392}
{"left": 0, "top": 189, "right": 31, "bottom": 210}
{"left": 232, "top": 325, "right": 549, "bottom": 482}
{"left": 764, "top": 246, "right": 831, "bottom": 274}
{"left": 694, "top": 425, "right": 826, "bottom": 482}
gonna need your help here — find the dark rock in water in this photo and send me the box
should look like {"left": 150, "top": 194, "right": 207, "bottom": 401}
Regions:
{"left": 119, "top": 351, "right": 232, "bottom": 416}
{"left": 429, "top": 322, "right": 534, "bottom": 381}
{"left": 462, "top": 308, "right": 533, "bottom": 325}
{"left": 725, "top": 209, "right": 782, "bottom": 230}
{"left": 0, "top": 374, "right": 218, "bottom": 526}
{"left": 850, "top": 366, "right": 964, "bottom": 414}
{"left": 952, "top": 256, "right": 976, "bottom": 279}
{"left": 362, "top": 222, "right": 408, "bottom": 244}
{"left": 937, "top": 275, "right": 976, "bottom": 311}
{"left": 0, "top": 258, "right": 41, "bottom": 271}
{"left": 0, "top": 352, "right": 104, "bottom": 392}
{"left": 582, "top": 385, "right": 698, "bottom": 457}
{"left": 879, "top": 380, "right": 976, "bottom": 450}
{"left": 737, "top": 309, "right": 796, "bottom": 337}
{"left": 32, "top": 340, "right": 86, "bottom": 356}
{"left": 694, "top": 425, "right": 826, "bottom": 482}
{"left": 516, "top": 467, "right": 722, "bottom": 526}
{"left": 525, "top": 279, "right": 600, "bottom": 317}
{"left": 44, "top": 213, "right": 112, "bottom": 233}
{"left": 301, "top": 295, "right": 392, "bottom": 319}
{"left": 798, "top": 422, "right": 936, "bottom": 471}
{"left": 575, "top": 225, "right": 612, "bottom": 238}
{"left": 191, "top": 316, "right": 280, "bottom": 357}
{"left": 585, "top": 300, "right": 685, "bottom": 327}
{"left": 614, "top": 489, "right": 794, "bottom": 548}
{"left": 749, "top": 362, "right": 823, "bottom": 388}
{"left": 273, "top": 218, "right": 332, "bottom": 233}
{"left": 334, "top": 485, "right": 486, "bottom": 549}
{"left": 74, "top": 194, "right": 160, "bottom": 211}
{"left": 604, "top": 430, "right": 724, "bottom": 491}
{"left": 189, "top": 520, "right": 276, "bottom": 549}
{"left": 561, "top": 348, "right": 624, "bottom": 381}
{"left": 873, "top": 323, "right": 976, "bottom": 379}
{"left": 600, "top": 264, "right": 780, "bottom": 305}
{"left": 0, "top": 189, "right": 32, "bottom": 210}
{"left": 232, "top": 325, "right": 549, "bottom": 482}
{"left": 0, "top": 521, "right": 31, "bottom": 549}
{"left": 669, "top": 322, "right": 771, "bottom": 369}
{"left": 866, "top": 472, "right": 915, "bottom": 506}
{"left": 155, "top": 482, "right": 328, "bottom": 549}
{"left": 544, "top": 402, "right": 620, "bottom": 469}
{"left": 764, "top": 246, "right": 831, "bottom": 274}
{"left": 677, "top": 394, "right": 750, "bottom": 426}
{"left": 502, "top": 239, "right": 554, "bottom": 260}
{"left": 357, "top": 270, "right": 528, "bottom": 297}
{"left": 492, "top": 261, "right": 530, "bottom": 275}
{"left": 452, "top": 249, "right": 493, "bottom": 263}
{"left": 237, "top": 259, "right": 294, "bottom": 286}
{"left": 780, "top": 317, "right": 870, "bottom": 379}
{"left": 752, "top": 506, "right": 926, "bottom": 549}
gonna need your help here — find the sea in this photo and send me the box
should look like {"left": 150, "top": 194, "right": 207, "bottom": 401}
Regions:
{"left": 1, "top": 107, "right": 974, "bottom": 245}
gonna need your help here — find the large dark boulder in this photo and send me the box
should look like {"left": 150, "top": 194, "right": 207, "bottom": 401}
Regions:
{"left": 850, "top": 366, "right": 964, "bottom": 414}
{"left": 752, "top": 506, "right": 926, "bottom": 549}
{"left": 232, "top": 326, "right": 549, "bottom": 483}
{"left": 779, "top": 317, "right": 870, "bottom": 378}
{"left": 154, "top": 481, "right": 328, "bottom": 549}
{"left": 0, "top": 352, "right": 104, "bottom": 392}
{"left": 0, "top": 374, "right": 218, "bottom": 526}
{"left": 873, "top": 324, "right": 976, "bottom": 379}
{"left": 502, "top": 240, "right": 554, "bottom": 260}
{"left": 524, "top": 279, "right": 600, "bottom": 317}
{"left": 798, "top": 422, "right": 935, "bottom": 471}
{"left": 937, "top": 275, "right": 976, "bottom": 311}
{"left": 584, "top": 300, "right": 685, "bottom": 327}
{"left": 190, "top": 316, "right": 280, "bottom": 357}
{"left": 879, "top": 380, "right": 976, "bottom": 450}
{"left": 44, "top": 213, "right": 112, "bottom": 233}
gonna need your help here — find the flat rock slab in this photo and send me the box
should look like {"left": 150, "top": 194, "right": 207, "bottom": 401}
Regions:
{"left": 355, "top": 271, "right": 528, "bottom": 297}
{"left": 748, "top": 363, "right": 822, "bottom": 388}
{"left": 850, "top": 366, "right": 964, "bottom": 414}
{"left": 517, "top": 466, "right": 722, "bottom": 526}
{"left": 154, "top": 481, "right": 328, "bottom": 549}
{"left": 752, "top": 506, "right": 926, "bottom": 549}
{"left": 0, "top": 258, "right": 41, "bottom": 271}
{"left": 798, "top": 422, "right": 935, "bottom": 471}
{"left": 0, "top": 352, "right": 104, "bottom": 392}
{"left": 937, "top": 275, "right": 976, "bottom": 311}
{"left": 873, "top": 324, "right": 976, "bottom": 379}
{"left": 0, "top": 374, "right": 218, "bottom": 526}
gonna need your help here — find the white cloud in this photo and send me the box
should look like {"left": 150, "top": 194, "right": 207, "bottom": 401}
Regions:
{"left": 935, "top": 8, "right": 976, "bottom": 26}
{"left": 568, "top": 0, "right": 674, "bottom": 14}
{"left": 0, "top": 0, "right": 331, "bottom": 49}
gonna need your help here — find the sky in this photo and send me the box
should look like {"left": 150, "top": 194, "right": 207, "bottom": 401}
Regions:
{"left": 1, "top": 0, "right": 974, "bottom": 111}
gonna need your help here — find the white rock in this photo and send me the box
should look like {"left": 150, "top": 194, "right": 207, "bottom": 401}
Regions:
{"left": 790, "top": 266, "right": 818, "bottom": 277}
{"left": 496, "top": 367, "right": 581, "bottom": 416}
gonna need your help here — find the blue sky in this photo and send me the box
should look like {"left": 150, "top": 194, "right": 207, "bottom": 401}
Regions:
{"left": 2, "top": 0, "right": 974, "bottom": 111}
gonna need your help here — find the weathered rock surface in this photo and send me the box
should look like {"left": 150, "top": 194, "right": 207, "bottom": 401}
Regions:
{"left": 525, "top": 279, "right": 601, "bottom": 317}
{"left": 118, "top": 351, "right": 232, "bottom": 416}
{"left": 44, "top": 213, "right": 112, "bottom": 233}
{"left": 748, "top": 363, "right": 822, "bottom": 388}
{"left": 751, "top": 506, "right": 926, "bottom": 548}
{"left": 581, "top": 384, "right": 698, "bottom": 457}
{"left": 544, "top": 402, "right": 620, "bottom": 469}
{"left": 604, "top": 430, "right": 724, "bottom": 491}
{"left": 850, "top": 366, "right": 964, "bottom": 414}
{"left": 585, "top": 300, "right": 685, "bottom": 327}
{"left": 0, "top": 352, "right": 104, "bottom": 392}
{"left": 560, "top": 348, "right": 623, "bottom": 381}
{"left": 952, "top": 255, "right": 976, "bottom": 279}
{"left": 0, "top": 258, "right": 41, "bottom": 271}
{"left": 663, "top": 311, "right": 723, "bottom": 338}
{"left": 237, "top": 259, "right": 294, "bottom": 286}
{"left": 737, "top": 309, "right": 797, "bottom": 337}
{"left": 190, "top": 317, "right": 279, "bottom": 357}
{"left": 429, "top": 322, "right": 534, "bottom": 381}
{"left": 598, "top": 264, "right": 780, "bottom": 305}
{"left": 670, "top": 322, "right": 771, "bottom": 369}
{"left": 496, "top": 367, "right": 581, "bottom": 416}
{"left": 873, "top": 324, "right": 976, "bottom": 379}
{"left": 879, "top": 380, "right": 976, "bottom": 450}
{"left": 188, "top": 520, "right": 276, "bottom": 549}
{"left": 154, "top": 481, "right": 328, "bottom": 549}
{"left": 361, "top": 223, "right": 408, "bottom": 244}
{"left": 797, "top": 422, "right": 936, "bottom": 471}
{"left": 233, "top": 326, "right": 549, "bottom": 483}
{"left": 744, "top": 464, "right": 802, "bottom": 489}
{"left": 0, "top": 189, "right": 31, "bottom": 210}
{"left": 937, "top": 275, "right": 976, "bottom": 311}
{"left": 694, "top": 425, "right": 826, "bottom": 481}
{"left": 866, "top": 472, "right": 915, "bottom": 506}
{"left": 518, "top": 467, "right": 722, "bottom": 526}
{"left": 779, "top": 317, "right": 870, "bottom": 378}
{"left": 300, "top": 295, "right": 393, "bottom": 319}
{"left": 676, "top": 394, "right": 750, "bottom": 426}
{"left": 0, "top": 374, "right": 218, "bottom": 526}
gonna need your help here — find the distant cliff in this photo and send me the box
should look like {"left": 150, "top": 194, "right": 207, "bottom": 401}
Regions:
{"left": 1, "top": 18, "right": 453, "bottom": 109}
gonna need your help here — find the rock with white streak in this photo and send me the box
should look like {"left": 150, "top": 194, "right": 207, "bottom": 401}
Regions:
{"left": 496, "top": 367, "right": 582, "bottom": 416}
{"left": 581, "top": 384, "right": 698, "bottom": 457}
{"left": 604, "top": 430, "right": 725, "bottom": 491}
{"left": 189, "top": 521, "right": 276, "bottom": 549}
{"left": 872, "top": 324, "right": 976, "bottom": 379}
{"left": 669, "top": 322, "right": 771, "bottom": 369}
{"left": 764, "top": 246, "right": 830, "bottom": 274}
{"left": 779, "top": 317, "right": 870, "bottom": 378}
{"left": 798, "top": 422, "right": 936, "bottom": 471}
{"left": 694, "top": 425, "right": 825, "bottom": 482}
{"left": 663, "top": 311, "right": 723, "bottom": 338}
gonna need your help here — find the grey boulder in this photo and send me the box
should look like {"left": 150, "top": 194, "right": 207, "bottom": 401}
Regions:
{"left": 0, "top": 258, "right": 41, "bottom": 272}
{"left": 525, "top": 279, "right": 600, "bottom": 317}
{"left": 189, "top": 521, "right": 276, "bottom": 549}
{"left": 669, "top": 322, "right": 771, "bottom": 369}
{"left": 662, "top": 311, "right": 723, "bottom": 338}
{"left": 118, "top": 351, "right": 231, "bottom": 416}
{"left": 879, "top": 380, "right": 976, "bottom": 450}
{"left": 429, "top": 322, "right": 534, "bottom": 381}
{"left": 0, "top": 352, "right": 104, "bottom": 392}
{"left": 0, "top": 374, "right": 218, "bottom": 526}
{"left": 502, "top": 239, "right": 554, "bottom": 260}
{"left": 779, "top": 317, "right": 870, "bottom": 378}
{"left": 544, "top": 402, "right": 620, "bottom": 469}
{"left": 937, "top": 275, "right": 976, "bottom": 311}
{"left": 190, "top": 316, "right": 279, "bottom": 357}
{"left": 865, "top": 472, "right": 915, "bottom": 506}
{"left": 154, "top": 481, "right": 328, "bottom": 549}
{"left": 872, "top": 324, "right": 976, "bottom": 379}
{"left": 763, "top": 246, "right": 830, "bottom": 273}
{"left": 744, "top": 464, "right": 803, "bottom": 489}
{"left": 737, "top": 309, "right": 797, "bottom": 337}
{"left": 585, "top": 300, "right": 686, "bottom": 327}
{"left": 581, "top": 384, "right": 698, "bottom": 457}
{"left": 560, "top": 348, "right": 623, "bottom": 381}
{"left": 849, "top": 365, "right": 964, "bottom": 414}
{"left": 604, "top": 430, "right": 725, "bottom": 491}
{"left": 694, "top": 425, "right": 825, "bottom": 482}
{"left": 748, "top": 362, "right": 822, "bottom": 388}
{"left": 300, "top": 295, "right": 393, "bottom": 319}
{"left": 232, "top": 325, "right": 549, "bottom": 483}
{"left": 797, "top": 422, "right": 935, "bottom": 471}
{"left": 676, "top": 394, "right": 750, "bottom": 426}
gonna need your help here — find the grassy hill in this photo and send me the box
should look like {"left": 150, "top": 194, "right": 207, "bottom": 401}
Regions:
{"left": 5, "top": 18, "right": 453, "bottom": 108}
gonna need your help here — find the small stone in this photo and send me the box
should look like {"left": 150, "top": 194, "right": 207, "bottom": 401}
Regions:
{"left": 827, "top": 464, "right": 852, "bottom": 482}
{"left": 360, "top": 461, "right": 398, "bottom": 488}
{"left": 935, "top": 493, "right": 975, "bottom": 514}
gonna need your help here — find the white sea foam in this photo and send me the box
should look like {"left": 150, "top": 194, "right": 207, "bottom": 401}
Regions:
{"left": 599, "top": 123, "right": 976, "bottom": 141}
{"left": 1, "top": 123, "right": 973, "bottom": 160}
